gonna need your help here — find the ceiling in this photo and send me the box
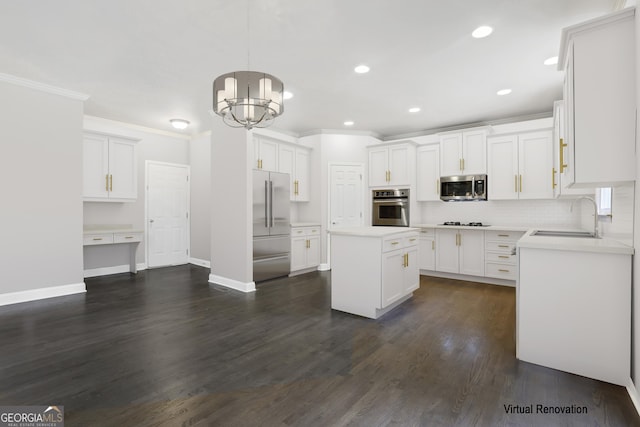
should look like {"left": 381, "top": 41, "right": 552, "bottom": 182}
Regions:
{"left": 0, "top": 0, "right": 622, "bottom": 139}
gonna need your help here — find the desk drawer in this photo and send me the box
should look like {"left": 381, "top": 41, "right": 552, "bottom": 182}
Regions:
{"left": 114, "top": 232, "right": 143, "bottom": 243}
{"left": 83, "top": 234, "right": 114, "bottom": 245}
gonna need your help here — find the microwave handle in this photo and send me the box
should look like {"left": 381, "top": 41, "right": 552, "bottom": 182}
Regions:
{"left": 471, "top": 176, "right": 476, "bottom": 197}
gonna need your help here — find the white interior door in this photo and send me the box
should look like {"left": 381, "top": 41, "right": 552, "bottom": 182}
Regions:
{"left": 330, "top": 164, "right": 364, "bottom": 228}
{"left": 147, "top": 162, "right": 190, "bottom": 268}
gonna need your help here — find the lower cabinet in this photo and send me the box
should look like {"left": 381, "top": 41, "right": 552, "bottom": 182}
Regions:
{"left": 418, "top": 228, "right": 436, "bottom": 270}
{"left": 382, "top": 234, "right": 419, "bottom": 306}
{"left": 435, "top": 229, "right": 484, "bottom": 276}
{"left": 484, "top": 230, "right": 525, "bottom": 280}
{"left": 291, "top": 226, "right": 320, "bottom": 272}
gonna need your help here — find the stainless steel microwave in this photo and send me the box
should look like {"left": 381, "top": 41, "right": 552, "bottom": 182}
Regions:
{"left": 440, "top": 175, "right": 487, "bottom": 201}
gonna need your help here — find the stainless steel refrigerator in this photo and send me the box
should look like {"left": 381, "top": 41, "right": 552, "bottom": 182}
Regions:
{"left": 253, "top": 170, "right": 291, "bottom": 282}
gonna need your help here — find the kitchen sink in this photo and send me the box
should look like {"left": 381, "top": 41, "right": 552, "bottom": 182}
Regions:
{"left": 531, "top": 230, "right": 599, "bottom": 238}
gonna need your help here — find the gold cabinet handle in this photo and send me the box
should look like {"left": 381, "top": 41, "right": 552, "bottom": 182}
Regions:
{"left": 306, "top": 239, "right": 310, "bottom": 249}
{"left": 559, "top": 138, "right": 567, "bottom": 173}
{"left": 93, "top": 238, "right": 103, "bottom": 241}
{"left": 124, "top": 236, "right": 134, "bottom": 239}
{"left": 436, "top": 179, "right": 439, "bottom": 194}
{"left": 391, "top": 241, "right": 400, "bottom": 245}
{"left": 498, "top": 234, "right": 509, "bottom": 237}
{"left": 519, "top": 175, "right": 522, "bottom": 193}
{"left": 462, "top": 158, "right": 465, "bottom": 171}
{"left": 432, "top": 240, "right": 435, "bottom": 250}
{"left": 498, "top": 255, "right": 509, "bottom": 259}
{"left": 459, "top": 158, "right": 463, "bottom": 171}
{"left": 409, "top": 238, "right": 416, "bottom": 242}
{"left": 498, "top": 244, "right": 509, "bottom": 248}
{"left": 297, "top": 230, "right": 303, "bottom": 234}
{"left": 498, "top": 269, "right": 510, "bottom": 273}
{"left": 552, "top": 168, "right": 557, "bottom": 189}
{"left": 105, "top": 174, "right": 109, "bottom": 192}
{"left": 110, "top": 174, "right": 113, "bottom": 191}
{"left": 515, "top": 175, "right": 518, "bottom": 192}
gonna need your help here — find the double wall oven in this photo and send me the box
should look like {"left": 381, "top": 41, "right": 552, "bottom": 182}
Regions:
{"left": 372, "top": 189, "right": 410, "bottom": 227}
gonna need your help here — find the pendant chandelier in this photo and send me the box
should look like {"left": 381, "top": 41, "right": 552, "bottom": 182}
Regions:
{"left": 212, "top": 71, "right": 284, "bottom": 130}
{"left": 212, "top": 0, "right": 284, "bottom": 130}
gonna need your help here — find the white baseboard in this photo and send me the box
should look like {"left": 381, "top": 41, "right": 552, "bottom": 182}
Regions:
{"left": 189, "top": 257, "right": 211, "bottom": 268}
{"left": 209, "top": 274, "right": 256, "bottom": 293}
{"left": 420, "top": 270, "right": 515, "bottom": 287}
{"left": 318, "top": 263, "right": 331, "bottom": 271}
{"left": 627, "top": 378, "right": 640, "bottom": 417}
{"left": 137, "top": 262, "right": 147, "bottom": 271}
{"left": 0, "top": 282, "right": 86, "bottom": 307}
{"left": 289, "top": 266, "right": 318, "bottom": 277}
{"left": 84, "top": 263, "right": 147, "bottom": 278}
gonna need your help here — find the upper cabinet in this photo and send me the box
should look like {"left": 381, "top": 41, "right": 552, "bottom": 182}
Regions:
{"left": 487, "top": 130, "right": 554, "bottom": 200}
{"left": 559, "top": 8, "right": 636, "bottom": 187}
{"left": 416, "top": 144, "right": 440, "bottom": 201}
{"left": 254, "top": 135, "right": 279, "bottom": 171}
{"left": 83, "top": 132, "right": 138, "bottom": 202}
{"left": 440, "top": 129, "right": 488, "bottom": 176}
{"left": 278, "top": 144, "right": 311, "bottom": 202}
{"left": 368, "top": 142, "right": 415, "bottom": 187}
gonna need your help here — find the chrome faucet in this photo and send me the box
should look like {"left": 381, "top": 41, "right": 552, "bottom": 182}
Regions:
{"left": 570, "top": 196, "right": 598, "bottom": 238}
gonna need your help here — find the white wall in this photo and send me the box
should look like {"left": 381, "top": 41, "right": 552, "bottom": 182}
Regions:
{"left": 82, "top": 116, "right": 190, "bottom": 268}
{"left": 0, "top": 80, "right": 84, "bottom": 295}
{"left": 632, "top": 2, "right": 640, "bottom": 389}
{"left": 189, "top": 131, "right": 212, "bottom": 262}
{"left": 209, "top": 120, "right": 253, "bottom": 286}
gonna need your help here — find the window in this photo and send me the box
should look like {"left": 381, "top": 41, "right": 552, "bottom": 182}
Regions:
{"left": 596, "top": 187, "right": 612, "bottom": 216}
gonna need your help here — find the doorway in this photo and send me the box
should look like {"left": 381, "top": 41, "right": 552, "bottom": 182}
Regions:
{"left": 146, "top": 161, "right": 190, "bottom": 268}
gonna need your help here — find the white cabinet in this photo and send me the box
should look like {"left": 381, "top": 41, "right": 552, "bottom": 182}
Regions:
{"left": 330, "top": 229, "right": 419, "bottom": 319}
{"left": 278, "top": 144, "right": 310, "bottom": 201}
{"left": 487, "top": 130, "right": 553, "bottom": 200}
{"left": 559, "top": 9, "right": 636, "bottom": 187}
{"left": 416, "top": 145, "right": 440, "bottom": 201}
{"left": 368, "top": 142, "right": 415, "bottom": 187}
{"left": 290, "top": 226, "right": 320, "bottom": 272}
{"left": 83, "top": 132, "right": 138, "bottom": 202}
{"left": 484, "top": 230, "right": 524, "bottom": 281}
{"left": 254, "top": 135, "right": 279, "bottom": 171}
{"left": 435, "top": 229, "right": 484, "bottom": 276}
{"left": 418, "top": 228, "right": 436, "bottom": 270}
{"left": 440, "top": 129, "right": 488, "bottom": 176}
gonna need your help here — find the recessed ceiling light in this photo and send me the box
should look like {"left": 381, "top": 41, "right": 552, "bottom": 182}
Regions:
{"left": 472, "top": 26, "right": 493, "bottom": 38}
{"left": 344, "top": 121, "right": 354, "bottom": 126}
{"left": 497, "top": 89, "right": 512, "bottom": 96}
{"left": 283, "top": 91, "right": 293, "bottom": 100}
{"left": 170, "top": 119, "right": 190, "bottom": 129}
{"left": 354, "top": 65, "right": 370, "bottom": 74}
{"left": 544, "top": 56, "right": 558, "bottom": 66}
{"left": 408, "top": 107, "right": 421, "bottom": 113}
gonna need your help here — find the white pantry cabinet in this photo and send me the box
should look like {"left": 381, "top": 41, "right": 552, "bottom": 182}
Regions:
{"left": 439, "top": 129, "right": 488, "bottom": 176}
{"left": 559, "top": 8, "right": 636, "bottom": 187}
{"left": 290, "top": 226, "right": 320, "bottom": 272}
{"left": 368, "top": 142, "right": 415, "bottom": 187}
{"left": 416, "top": 144, "right": 440, "bottom": 201}
{"left": 435, "top": 228, "right": 484, "bottom": 276}
{"left": 487, "top": 130, "right": 553, "bottom": 200}
{"left": 278, "top": 144, "right": 310, "bottom": 201}
{"left": 253, "top": 135, "right": 279, "bottom": 171}
{"left": 83, "top": 132, "right": 138, "bottom": 202}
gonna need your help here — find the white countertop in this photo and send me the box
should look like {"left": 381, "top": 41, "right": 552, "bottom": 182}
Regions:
{"left": 517, "top": 229, "right": 634, "bottom": 255}
{"left": 83, "top": 225, "right": 144, "bottom": 235}
{"left": 413, "top": 223, "right": 530, "bottom": 232}
{"left": 329, "top": 226, "right": 420, "bottom": 237}
{"left": 291, "top": 222, "right": 321, "bottom": 228}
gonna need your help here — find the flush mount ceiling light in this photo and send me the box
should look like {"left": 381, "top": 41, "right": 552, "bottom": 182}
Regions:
{"left": 344, "top": 121, "right": 355, "bottom": 126}
{"left": 472, "top": 26, "right": 493, "bottom": 38}
{"left": 408, "top": 107, "right": 421, "bottom": 113}
{"left": 283, "top": 91, "right": 293, "bottom": 100}
{"left": 497, "top": 88, "right": 512, "bottom": 96}
{"left": 170, "top": 119, "right": 190, "bottom": 130}
{"left": 354, "top": 65, "right": 370, "bottom": 74}
{"left": 544, "top": 56, "right": 559, "bottom": 66}
{"left": 212, "top": 1, "right": 284, "bottom": 130}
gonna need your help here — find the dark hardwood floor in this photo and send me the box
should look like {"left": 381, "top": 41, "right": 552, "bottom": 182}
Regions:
{"left": 0, "top": 265, "right": 638, "bottom": 426}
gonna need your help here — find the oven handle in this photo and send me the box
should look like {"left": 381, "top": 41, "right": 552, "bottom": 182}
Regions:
{"left": 373, "top": 199, "right": 408, "bottom": 204}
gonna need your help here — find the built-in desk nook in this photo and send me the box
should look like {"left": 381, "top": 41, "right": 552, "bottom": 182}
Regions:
{"left": 83, "top": 225, "right": 143, "bottom": 277}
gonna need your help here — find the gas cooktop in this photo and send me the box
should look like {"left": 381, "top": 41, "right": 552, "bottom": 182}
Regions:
{"left": 440, "top": 222, "right": 489, "bottom": 227}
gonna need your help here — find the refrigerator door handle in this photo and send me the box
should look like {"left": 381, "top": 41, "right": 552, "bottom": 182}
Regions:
{"left": 264, "top": 180, "right": 269, "bottom": 228}
{"left": 270, "top": 180, "right": 274, "bottom": 227}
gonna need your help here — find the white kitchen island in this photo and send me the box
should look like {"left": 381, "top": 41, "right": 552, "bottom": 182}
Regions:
{"left": 330, "top": 227, "right": 420, "bottom": 319}
{"left": 517, "top": 230, "right": 634, "bottom": 386}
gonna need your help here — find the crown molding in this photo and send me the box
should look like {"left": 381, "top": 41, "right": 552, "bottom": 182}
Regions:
{"left": 298, "top": 128, "right": 383, "bottom": 139}
{"left": 83, "top": 115, "right": 191, "bottom": 140}
{"left": 0, "top": 72, "right": 89, "bottom": 101}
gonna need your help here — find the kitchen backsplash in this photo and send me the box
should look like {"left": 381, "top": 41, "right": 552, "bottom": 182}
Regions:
{"left": 418, "top": 198, "right": 583, "bottom": 228}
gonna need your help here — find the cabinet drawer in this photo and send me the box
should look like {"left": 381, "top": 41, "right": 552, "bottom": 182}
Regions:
{"left": 485, "top": 252, "right": 516, "bottom": 264}
{"left": 83, "top": 234, "right": 114, "bottom": 245}
{"left": 291, "top": 227, "right": 320, "bottom": 236}
{"left": 383, "top": 237, "right": 404, "bottom": 252}
{"left": 404, "top": 235, "right": 419, "bottom": 247}
{"left": 485, "top": 241, "right": 516, "bottom": 253}
{"left": 485, "top": 262, "right": 517, "bottom": 280}
{"left": 419, "top": 228, "right": 435, "bottom": 237}
{"left": 114, "top": 232, "right": 143, "bottom": 243}
{"left": 485, "top": 230, "right": 525, "bottom": 242}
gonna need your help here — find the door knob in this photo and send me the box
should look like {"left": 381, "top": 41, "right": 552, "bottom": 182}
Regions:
{"left": 149, "top": 219, "right": 154, "bottom": 223}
